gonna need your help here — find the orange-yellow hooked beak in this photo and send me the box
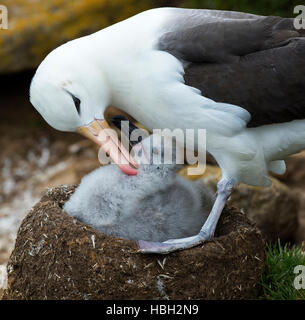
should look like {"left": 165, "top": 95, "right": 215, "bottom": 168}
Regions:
{"left": 77, "top": 119, "right": 138, "bottom": 175}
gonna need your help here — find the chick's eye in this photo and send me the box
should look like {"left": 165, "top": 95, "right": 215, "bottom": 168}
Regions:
{"left": 71, "top": 95, "right": 81, "bottom": 115}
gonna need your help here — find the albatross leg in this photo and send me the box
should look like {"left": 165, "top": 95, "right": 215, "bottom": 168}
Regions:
{"left": 138, "top": 178, "right": 236, "bottom": 254}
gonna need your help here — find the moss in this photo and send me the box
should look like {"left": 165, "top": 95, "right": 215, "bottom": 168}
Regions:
{"left": 260, "top": 241, "right": 305, "bottom": 300}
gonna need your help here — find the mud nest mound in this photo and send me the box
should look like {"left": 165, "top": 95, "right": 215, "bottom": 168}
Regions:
{"left": 3, "top": 185, "right": 265, "bottom": 300}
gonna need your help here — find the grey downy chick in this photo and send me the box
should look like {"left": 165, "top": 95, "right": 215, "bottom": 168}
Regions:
{"left": 64, "top": 120, "right": 214, "bottom": 242}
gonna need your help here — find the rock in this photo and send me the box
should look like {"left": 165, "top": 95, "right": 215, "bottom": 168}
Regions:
{"left": 0, "top": 264, "right": 7, "bottom": 299}
{"left": 275, "top": 152, "right": 305, "bottom": 188}
{"left": 230, "top": 179, "right": 299, "bottom": 242}
{"left": 277, "top": 152, "right": 305, "bottom": 243}
{"left": 3, "top": 185, "right": 265, "bottom": 300}
{"left": 295, "top": 191, "right": 305, "bottom": 244}
{"left": 0, "top": 0, "right": 172, "bottom": 73}
{"left": 179, "top": 165, "right": 299, "bottom": 242}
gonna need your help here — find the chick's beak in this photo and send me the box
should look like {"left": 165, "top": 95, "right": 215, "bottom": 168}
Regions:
{"left": 77, "top": 119, "right": 138, "bottom": 175}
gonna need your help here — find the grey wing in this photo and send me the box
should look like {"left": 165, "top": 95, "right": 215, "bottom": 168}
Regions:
{"left": 158, "top": 9, "right": 301, "bottom": 63}
{"left": 184, "top": 37, "right": 305, "bottom": 127}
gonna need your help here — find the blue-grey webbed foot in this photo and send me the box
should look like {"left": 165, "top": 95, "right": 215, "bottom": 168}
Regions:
{"left": 137, "top": 178, "right": 236, "bottom": 254}
{"left": 137, "top": 232, "right": 210, "bottom": 254}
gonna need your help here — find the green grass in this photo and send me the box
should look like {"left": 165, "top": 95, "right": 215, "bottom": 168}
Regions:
{"left": 260, "top": 241, "right": 305, "bottom": 300}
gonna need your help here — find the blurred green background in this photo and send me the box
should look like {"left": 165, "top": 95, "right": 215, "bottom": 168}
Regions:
{"left": 0, "top": 0, "right": 300, "bottom": 73}
{"left": 181, "top": 0, "right": 300, "bottom": 17}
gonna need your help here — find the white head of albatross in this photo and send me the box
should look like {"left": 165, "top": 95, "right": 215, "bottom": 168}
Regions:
{"left": 30, "top": 42, "right": 138, "bottom": 175}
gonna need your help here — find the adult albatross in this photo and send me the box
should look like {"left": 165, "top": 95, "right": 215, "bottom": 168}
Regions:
{"left": 30, "top": 7, "right": 305, "bottom": 254}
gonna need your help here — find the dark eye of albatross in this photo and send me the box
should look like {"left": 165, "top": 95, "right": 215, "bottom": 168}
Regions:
{"left": 71, "top": 95, "right": 81, "bottom": 115}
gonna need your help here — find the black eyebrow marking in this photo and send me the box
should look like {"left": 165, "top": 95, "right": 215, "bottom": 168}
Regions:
{"left": 65, "top": 89, "right": 81, "bottom": 115}
{"left": 71, "top": 95, "right": 81, "bottom": 115}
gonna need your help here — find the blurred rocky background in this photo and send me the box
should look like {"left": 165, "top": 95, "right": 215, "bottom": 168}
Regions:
{"left": 0, "top": 0, "right": 304, "bottom": 271}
